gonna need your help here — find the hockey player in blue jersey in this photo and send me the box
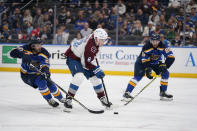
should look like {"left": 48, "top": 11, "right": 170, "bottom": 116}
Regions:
{"left": 10, "top": 39, "right": 66, "bottom": 107}
{"left": 123, "top": 34, "right": 175, "bottom": 101}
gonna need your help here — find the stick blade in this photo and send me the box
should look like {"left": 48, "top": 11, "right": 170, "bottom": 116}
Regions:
{"left": 88, "top": 109, "right": 104, "bottom": 114}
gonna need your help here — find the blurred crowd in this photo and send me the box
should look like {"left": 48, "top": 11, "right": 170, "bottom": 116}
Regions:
{"left": 0, "top": 0, "right": 197, "bottom": 46}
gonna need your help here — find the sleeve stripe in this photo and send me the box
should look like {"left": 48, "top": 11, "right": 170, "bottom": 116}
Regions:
{"left": 24, "top": 50, "right": 32, "bottom": 54}
{"left": 39, "top": 53, "right": 48, "bottom": 59}
{"left": 144, "top": 48, "right": 153, "bottom": 53}
{"left": 158, "top": 48, "right": 164, "bottom": 51}
{"left": 167, "top": 55, "right": 175, "bottom": 58}
{"left": 142, "top": 59, "right": 150, "bottom": 63}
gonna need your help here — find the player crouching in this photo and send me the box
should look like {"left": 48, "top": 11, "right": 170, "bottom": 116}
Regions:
{"left": 123, "top": 34, "right": 175, "bottom": 101}
{"left": 10, "top": 39, "right": 66, "bottom": 107}
{"left": 64, "top": 28, "right": 112, "bottom": 110}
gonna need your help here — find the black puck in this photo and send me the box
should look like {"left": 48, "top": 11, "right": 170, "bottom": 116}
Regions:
{"left": 114, "top": 112, "right": 118, "bottom": 114}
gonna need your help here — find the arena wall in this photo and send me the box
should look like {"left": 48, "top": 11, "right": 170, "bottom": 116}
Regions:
{"left": 0, "top": 44, "right": 197, "bottom": 78}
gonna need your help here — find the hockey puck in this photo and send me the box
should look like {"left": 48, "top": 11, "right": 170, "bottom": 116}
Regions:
{"left": 114, "top": 112, "right": 118, "bottom": 114}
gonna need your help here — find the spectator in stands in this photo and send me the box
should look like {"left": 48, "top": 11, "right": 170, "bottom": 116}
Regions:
{"left": 135, "top": 9, "right": 148, "bottom": 26}
{"left": 158, "top": 14, "right": 167, "bottom": 29}
{"left": 93, "top": 1, "right": 101, "bottom": 13}
{"left": 190, "top": 7, "right": 197, "bottom": 23}
{"left": 149, "top": 23, "right": 165, "bottom": 36}
{"left": 1, "top": 13, "right": 8, "bottom": 27}
{"left": 168, "top": 0, "right": 180, "bottom": 8}
{"left": 30, "top": 24, "right": 40, "bottom": 38}
{"left": 181, "top": 24, "right": 194, "bottom": 45}
{"left": 175, "top": 20, "right": 183, "bottom": 33}
{"left": 83, "top": 1, "right": 93, "bottom": 16}
{"left": 71, "top": 32, "right": 82, "bottom": 44}
{"left": 160, "top": 34, "right": 171, "bottom": 46}
{"left": 40, "top": 25, "right": 52, "bottom": 41}
{"left": 166, "top": 25, "right": 176, "bottom": 40}
{"left": 69, "top": 0, "right": 81, "bottom": 8}
{"left": 10, "top": 8, "right": 23, "bottom": 29}
{"left": 80, "top": 22, "right": 93, "bottom": 37}
{"left": 58, "top": 6, "right": 67, "bottom": 25}
{"left": 48, "top": 8, "right": 54, "bottom": 22}
{"left": 186, "top": 14, "right": 195, "bottom": 30}
{"left": 101, "top": 1, "right": 110, "bottom": 17}
{"left": 1, "top": 24, "right": 10, "bottom": 40}
{"left": 177, "top": 7, "right": 184, "bottom": 21}
{"left": 26, "top": 21, "right": 33, "bottom": 36}
{"left": 74, "top": 10, "right": 87, "bottom": 30}
{"left": 152, "top": 1, "right": 162, "bottom": 12}
{"left": 143, "top": 21, "right": 155, "bottom": 37}
{"left": 33, "top": 8, "right": 44, "bottom": 28}
{"left": 115, "top": 0, "right": 126, "bottom": 15}
{"left": 171, "top": 33, "right": 182, "bottom": 46}
{"left": 120, "top": 19, "right": 130, "bottom": 35}
{"left": 109, "top": 7, "right": 118, "bottom": 29}
{"left": 139, "top": 0, "right": 151, "bottom": 15}
{"left": 132, "top": 20, "right": 143, "bottom": 36}
{"left": 148, "top": 10, "right": 160, "bottom": 26}
{"left": 23, "top": 9, "right": 33, "bottom": 25}
{"left": 65, "top": 11, "right": 73, "bottom": 24}
{"left": 186, "top": 0, "right": 197, "bottom": 13}
{"left": 53, "top": 27, "right": 69, "bottom": 44}
{"left": 42, "top": 13, "right": 52, "bottom": 28}
{"left": 97, "top": 12, "right": 108, "bottom": 29}
{"left": 88, "top": 16, "right": 98, "bottom": 30}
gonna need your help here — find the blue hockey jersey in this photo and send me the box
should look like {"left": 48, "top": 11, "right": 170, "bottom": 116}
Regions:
{"left": 10, "top": 45, "right": 50, "bottom": 74}
{"left": 138, "top": 40, "right": 175, "bottom": 68}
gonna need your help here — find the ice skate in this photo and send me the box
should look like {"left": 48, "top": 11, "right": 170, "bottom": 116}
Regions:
{"left": 64, "top": 95, "right": 73, "bottom": 109}
{"left": 122, "top": 92, "right": 134, "bottom": 102}
{"left": 160, "top": 91, "right": 173, "bottom": 101}
{"left": 99, "top": 96, "right": 112, "bottom": 108}
{"left": 47, "top": 98, "right": 59, "bottom": 107}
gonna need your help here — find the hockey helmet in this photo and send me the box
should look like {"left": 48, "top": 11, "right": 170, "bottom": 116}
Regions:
{"left": 93, "top": 28, "right": 108, "bottom": 41}
{"left": 151, "top": 34, "right": 160, "bottom": 41}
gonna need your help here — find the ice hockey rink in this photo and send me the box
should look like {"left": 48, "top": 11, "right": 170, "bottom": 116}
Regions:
{"left": 0, "top": 72, "right": 197, "bottom": 131}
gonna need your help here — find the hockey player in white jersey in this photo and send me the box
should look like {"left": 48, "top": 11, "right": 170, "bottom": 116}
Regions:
{"left": 64, "top": 28, "right": 112, "bottom": 109}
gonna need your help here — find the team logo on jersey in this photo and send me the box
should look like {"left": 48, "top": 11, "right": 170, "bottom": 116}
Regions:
{"left": 150, "top": 54, "right": 160, "bottom": 60}
{"left": 91, "top": 46, "right": 97, "bottom": 53}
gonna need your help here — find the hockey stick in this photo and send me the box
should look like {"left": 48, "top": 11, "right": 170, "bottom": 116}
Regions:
{"left": 124, "top": 77, "right": 157, "bottom": 106}
{"left": 29, "top": 64, "right": 104, "bottom": 114}
{"left": 95, "top": 59, "right": 110, "bottom": 106}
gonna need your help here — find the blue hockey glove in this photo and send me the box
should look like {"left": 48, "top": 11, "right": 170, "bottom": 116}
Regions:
{"left": 40, "top": 66, "right": 51, "bottom": 79}
{"left": 159, "top": 63, "right": 167, "bottom": 74}
{"left": 93, "top": 66, "right": 105, "bottom": 79}
{"left": 145, "top": 67, "right": 153, "bottom": 79}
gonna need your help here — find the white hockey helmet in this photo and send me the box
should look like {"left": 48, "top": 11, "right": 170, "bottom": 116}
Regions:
{"left": 93, "top": 28, "right": 108, "bottom": 42}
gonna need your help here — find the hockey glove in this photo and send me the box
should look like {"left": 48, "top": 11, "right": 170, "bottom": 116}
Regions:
{"left": 40, "top": 66, "right": 51, "bottom": 79}
{"left": 93, "top": 66, "right": 105, "bottom": 79}
{"left": 159, "top": 63, "right": 167, "bottom": 74}
{"left": 145, "top": 67, "right": 153, "bottom": 79}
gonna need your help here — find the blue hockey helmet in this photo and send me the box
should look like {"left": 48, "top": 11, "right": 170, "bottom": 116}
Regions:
{"left": 151, "top": 34, "right": 160, "bottom": 41}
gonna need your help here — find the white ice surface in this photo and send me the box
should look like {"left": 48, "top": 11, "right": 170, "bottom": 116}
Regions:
{"left": 0, "top": 72, "right": 197, "bottom": 131}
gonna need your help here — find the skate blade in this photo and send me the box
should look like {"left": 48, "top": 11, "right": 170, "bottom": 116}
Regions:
{"left": 63, "top": 108, "right": 71, "bottom": 113}
{"left": 160, "top": 97, "right": 173, "bottom": 101}
{"left": 121, "top": 98, "right": 133, "bottom": 102}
